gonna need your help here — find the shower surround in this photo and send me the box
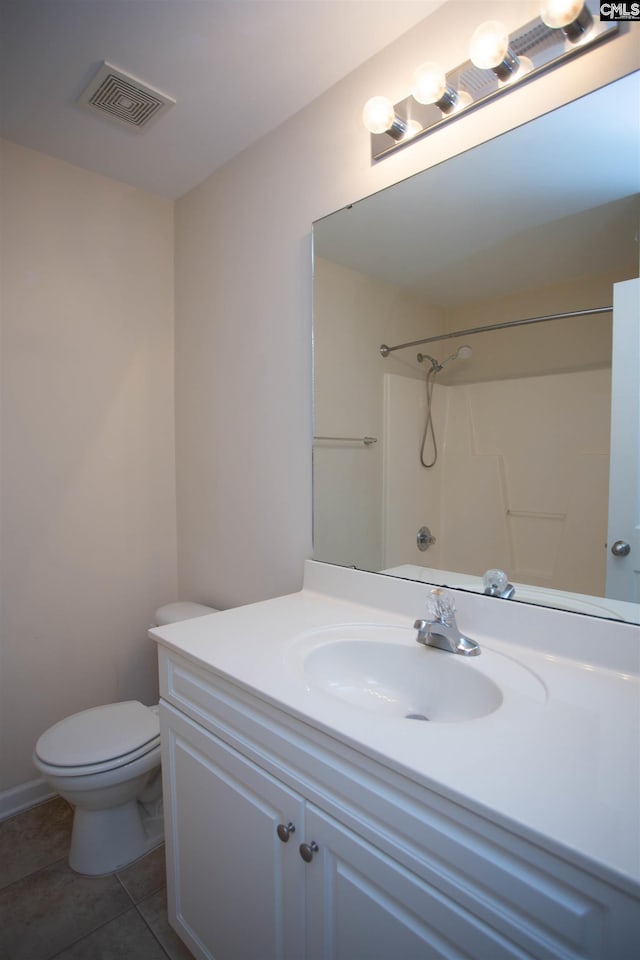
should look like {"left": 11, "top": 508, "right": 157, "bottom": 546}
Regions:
{"left": 383, "top": 367, "right": 611, "bottom": 595}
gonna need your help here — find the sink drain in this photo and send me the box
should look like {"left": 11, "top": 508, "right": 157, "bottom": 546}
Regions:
{"left": 404, "top": 712, "right": 430, "bottom": 721}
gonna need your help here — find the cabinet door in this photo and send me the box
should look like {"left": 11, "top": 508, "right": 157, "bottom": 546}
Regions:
{"left": 303, "top": 804, "right": 528, "bottom": 960}
{"left": 161, "top": 704, "right": 306, "bottom": 960}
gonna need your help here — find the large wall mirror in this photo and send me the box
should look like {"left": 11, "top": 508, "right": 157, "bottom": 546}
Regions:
{"left": 313, "top": 71, "right": 640, "bottom": 624}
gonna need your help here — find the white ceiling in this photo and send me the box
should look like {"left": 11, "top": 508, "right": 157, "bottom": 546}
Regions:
{"left": 0, "top": 0, "right": 445, "bottom": 199}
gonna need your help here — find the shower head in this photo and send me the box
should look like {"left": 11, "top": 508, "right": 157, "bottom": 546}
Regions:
{"left": 418, "top": 344, "right": 473, "bottom": 371}
{"left": 417, "top": 352, "right": 439, "bottom": 369}
{"left": 441, "top": 344, "right": 473, "bottom": 367}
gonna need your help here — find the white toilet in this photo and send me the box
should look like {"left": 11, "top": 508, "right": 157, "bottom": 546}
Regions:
{"left": 32, "top": 601, "right": 216, "bottom": 876}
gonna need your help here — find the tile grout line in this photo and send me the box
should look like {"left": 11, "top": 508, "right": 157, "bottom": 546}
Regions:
{"left": 135, "top": 899, "right": 175, "bottom": 960}
{"left": 1, "top": 800, "right": 182, "bottom": 960}
{"left": 46, "top": 903, "right": 143, "bottom": 960}
{"left": 115, "top": 871, "right": 139, "bottom": 904}
{"left": 0, "top": 853, "right": 68, "bottom": 896}
{"left": 116, "top": 867, "right": 178, "bottom": 959}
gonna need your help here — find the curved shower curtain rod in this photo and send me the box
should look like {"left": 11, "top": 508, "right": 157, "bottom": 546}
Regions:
{"left": 379, "top": 305, "right": 613, "bottom": 358}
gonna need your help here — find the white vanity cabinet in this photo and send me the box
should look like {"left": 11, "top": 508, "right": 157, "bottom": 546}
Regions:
{"left": 158, "top": 647, "right": 639, "bottom": 960}
{"left": 163, "top": 702, "right": 507, "bottom": 960}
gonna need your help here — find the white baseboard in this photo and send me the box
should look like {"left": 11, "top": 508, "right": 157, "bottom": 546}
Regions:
{"left": 0, "top": 778, "right": 57, "bottom": 821}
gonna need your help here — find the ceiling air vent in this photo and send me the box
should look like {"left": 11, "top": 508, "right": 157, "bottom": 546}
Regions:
{"left": 78, "top": 61, "right": 175, "bottom": 131}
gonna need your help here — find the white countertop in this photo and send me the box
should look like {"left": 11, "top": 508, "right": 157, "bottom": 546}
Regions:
{"left": 151, "top": 561, "right": 640, "bottom": 895}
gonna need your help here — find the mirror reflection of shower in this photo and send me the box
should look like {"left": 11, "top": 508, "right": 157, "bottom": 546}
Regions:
{"left": 417, "top": 345, "right": 473, "bottom": 468}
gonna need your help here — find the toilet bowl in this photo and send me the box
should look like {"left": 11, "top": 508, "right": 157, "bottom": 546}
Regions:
{"left": 32, "top": 601, "right": 217, "bottom": 875}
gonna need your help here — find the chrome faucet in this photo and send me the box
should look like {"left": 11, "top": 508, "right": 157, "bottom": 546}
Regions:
{"left": 482, "top": 569, "right": 515, "bottom": 599}
{"left": 414, "top": 589, "right": 480, "bottom": 657}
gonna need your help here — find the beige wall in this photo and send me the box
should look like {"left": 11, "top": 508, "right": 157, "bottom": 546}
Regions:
{"left": 174, "top": 0, "right": 639, "bottom": 609}
{"left": 0, "top": 141, "right": 178, "bottom": 795}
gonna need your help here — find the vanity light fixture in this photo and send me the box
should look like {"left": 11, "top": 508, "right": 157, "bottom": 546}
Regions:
{"left": 365, "top": 0, "right": 617, "bottom": 161}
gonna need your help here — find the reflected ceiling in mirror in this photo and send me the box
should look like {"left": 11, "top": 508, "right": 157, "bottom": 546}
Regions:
{"left": 312, "top": 73, "right": 640, "bottom": 624}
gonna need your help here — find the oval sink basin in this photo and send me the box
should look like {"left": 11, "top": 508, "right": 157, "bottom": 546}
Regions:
{"left": 289, "top": 624, "right": 545, "bottom": 723}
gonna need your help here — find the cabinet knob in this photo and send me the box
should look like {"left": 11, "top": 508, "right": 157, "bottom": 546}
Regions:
{"left": 276, "top": 822, "right": 296, "bottom": 843}
{"left": 299, "top": 841, "right": 319, "bottom": 863}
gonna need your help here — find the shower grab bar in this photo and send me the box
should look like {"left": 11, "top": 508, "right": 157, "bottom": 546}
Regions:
{"left": 314, "top": 435, "right": 377, "bottom": 445}
{"left": 379, "top": 306, "right": 613, "bottom": 357}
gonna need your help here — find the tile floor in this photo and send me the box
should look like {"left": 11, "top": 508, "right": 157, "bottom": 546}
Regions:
{"left": 0, "top": 796, "right": 195, "bottom": 960}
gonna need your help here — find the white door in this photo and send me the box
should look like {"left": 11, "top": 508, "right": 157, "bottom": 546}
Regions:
{"left": 606, "top": 278, "right": 640, "bottom": 604}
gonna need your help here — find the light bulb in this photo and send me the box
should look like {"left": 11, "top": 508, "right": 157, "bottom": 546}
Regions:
{"left": 470, "top": 21, "right": 510, "bottom": 70}
{"left": 470, "top": 20, "right": 519, "bottom": 81}
{"left": 362, "top": 96, "right": 395, "bottom": 135}
{"left": 541, "top": 0, "right": 584, "bottom": 28}
{"left": 516, "top": 55, "right": 534, "bottom": 79}
{"left": 362, "top": 96, "right": 408, "bottom": 141}
{"left": 412, "top": 62, "right": 447, "bottom": 105}
{"left": 412, "top": 61, "right": 459, "bottom": 115}
{"left": 402, "top": 119, "right": 423, "bottom": 141}
{"left": 540, "top": 0, "right": 592, "bottom": 41}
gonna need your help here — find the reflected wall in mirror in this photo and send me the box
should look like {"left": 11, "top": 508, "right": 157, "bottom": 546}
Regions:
{"left": 313, "top": 72, "right": 640, "bottom": 624}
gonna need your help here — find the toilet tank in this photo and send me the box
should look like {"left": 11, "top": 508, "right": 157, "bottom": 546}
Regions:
{"left": 153, "top": 601, "right": 218, "bottom": 626}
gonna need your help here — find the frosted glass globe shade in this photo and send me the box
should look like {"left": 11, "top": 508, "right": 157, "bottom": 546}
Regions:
{"left": 470, "top": 21, "right": 509, "bottom": 69}
{"left": 362, "top": 96, "right": 395, "bottom": 135}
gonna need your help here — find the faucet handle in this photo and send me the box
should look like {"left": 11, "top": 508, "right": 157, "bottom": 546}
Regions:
{"left": 428, "top": 588, "right": 456, "bottom": 625}
{"left": 482, "top": 569, "right": 515, "bottom": 599}
{"left": 483, "top": 569, "right": 509, "bottom": 594}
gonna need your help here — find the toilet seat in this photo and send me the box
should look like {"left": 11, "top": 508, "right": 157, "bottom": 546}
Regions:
{"left": 34, "top": 701, "right": 160, "bottom": 775}
{"left": 34, "top": 737, "right": 161, "bottom": 778}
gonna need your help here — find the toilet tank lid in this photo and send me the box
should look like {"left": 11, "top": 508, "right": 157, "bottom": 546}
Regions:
{"left": 34, "top": 701, "right": 159, "bottom": 767}
{"left": 154, "top": 601, "right": 218, "bottom": 626}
